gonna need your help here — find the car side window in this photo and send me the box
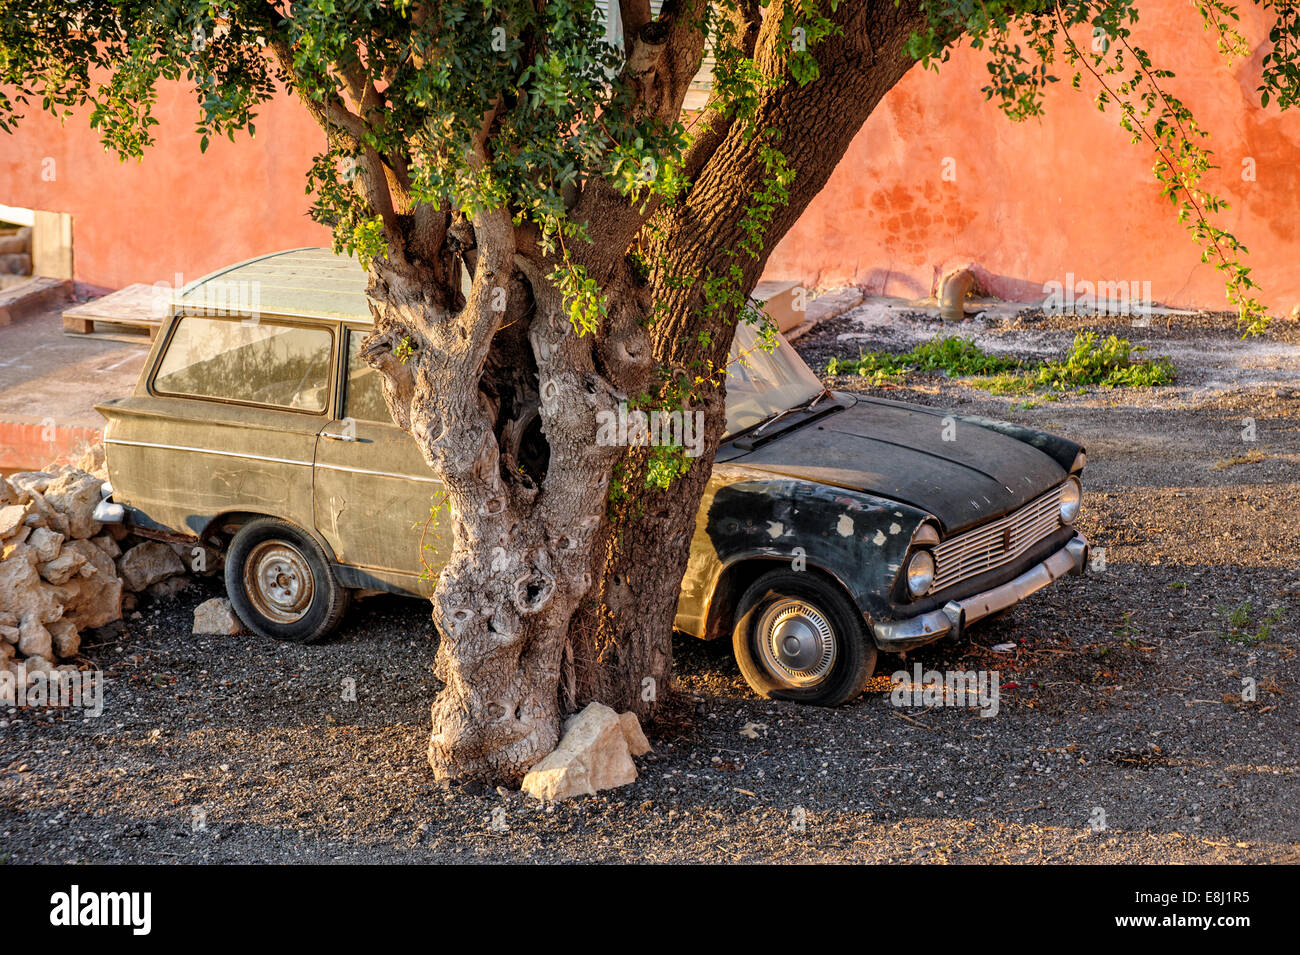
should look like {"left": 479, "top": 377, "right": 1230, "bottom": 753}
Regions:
{"left": 154, "top": 316, "right": 333, "bottom": 412}
{"left": 345, "top": 330, "right": 393, "bottom": 424}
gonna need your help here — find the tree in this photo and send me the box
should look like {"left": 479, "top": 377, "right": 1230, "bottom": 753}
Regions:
{"left": 2, "top": 0, "right": 1293, "bottom": 782}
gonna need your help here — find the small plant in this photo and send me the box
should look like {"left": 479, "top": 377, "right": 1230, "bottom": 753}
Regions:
{"left": 826, "top": 332, "right": 1175, "bottom": 396}
{"left": 1115, "top": 611, "right": 1140, "bottom": 644}
{"left": 1216, "top": 601, "right": 1284, "bottom": 644}
{"left": 825, "top": 335, "right": 1018, "bottom": 383}
{"left": 825, "top": 349, "right": 907, "bottom": 383}
{"left": 965, "top": 372, "right": 1038, "bottom": 395}
{"left": 645, "top": 443, "right": 694, "bottom": 491}
{"left": 1255, "top": 607, "right": 1286, "bottom": 643}
{"left": 1032, "top": 332, "right": 1176, "bottom": 389}
{"left": 906, "top": 336, "right": 1023, "bottom": 376}
{"left": 394, "top": 336, "right": 416, "bottom": 365}
{"left": 1220, "top": 601, "right": 1252, "bottom": 632}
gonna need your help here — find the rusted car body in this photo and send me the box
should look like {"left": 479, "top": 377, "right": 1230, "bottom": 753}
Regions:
{"left": 96, "top": 249, "right": 1089, "bottom": 705}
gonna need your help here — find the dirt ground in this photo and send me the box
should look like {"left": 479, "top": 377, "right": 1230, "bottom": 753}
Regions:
{"left": 2, "top": 306, "right": 1297, "bottom": 864}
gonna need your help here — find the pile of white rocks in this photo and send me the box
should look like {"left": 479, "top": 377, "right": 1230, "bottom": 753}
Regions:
{"left": 0, "top": 465, "right": 191, "bottom": 678}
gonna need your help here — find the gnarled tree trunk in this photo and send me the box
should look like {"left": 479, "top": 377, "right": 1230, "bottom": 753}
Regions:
{"left": 570, "top": 0, "right": 927, "bottom": 718}
{"left": 354, "top": 0, "right": 928, "bottom": 782}
{"left": 363, "top": 209, "right": 654, "bottom": 780}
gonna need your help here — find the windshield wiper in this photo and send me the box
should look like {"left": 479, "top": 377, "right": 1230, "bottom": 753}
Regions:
{"left": 752, "top": 388, "right": 833, "bottom": 437}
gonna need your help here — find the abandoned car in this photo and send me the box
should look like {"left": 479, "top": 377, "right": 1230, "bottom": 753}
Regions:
{"left": 94, "top": 248, "right": 1089, "bottom": 706}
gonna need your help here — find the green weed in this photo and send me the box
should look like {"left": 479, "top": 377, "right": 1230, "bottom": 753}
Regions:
{"left": 826, "top": 331, "right": 1175, "bottom": 396}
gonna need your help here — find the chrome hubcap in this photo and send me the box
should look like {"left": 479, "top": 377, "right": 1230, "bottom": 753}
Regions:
{"left": 756, "top": 599, "right": 837, "bottom": 688}
{"left": 244, "top": 541, "right": 314, "bottom": 624}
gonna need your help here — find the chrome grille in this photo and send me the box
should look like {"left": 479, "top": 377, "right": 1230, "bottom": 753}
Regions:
{"left": 931, "top": 485, "right": 1065, "bottom": 591}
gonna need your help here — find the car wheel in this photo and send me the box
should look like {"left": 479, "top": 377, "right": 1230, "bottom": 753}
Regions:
{"left": 224, "top": 518, "right": 351, "bottom": 643}
{"left": 731, "top": 570, "right": 877, "bottom": 706}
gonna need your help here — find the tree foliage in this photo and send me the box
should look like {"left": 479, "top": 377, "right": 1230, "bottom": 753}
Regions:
{"left": 2, "top": 1, "right": 1295, "bottom": 336}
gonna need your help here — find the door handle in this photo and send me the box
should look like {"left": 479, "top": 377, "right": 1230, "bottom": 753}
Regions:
{"left": 321, "top": 430, "right": 357, "bottom": 442}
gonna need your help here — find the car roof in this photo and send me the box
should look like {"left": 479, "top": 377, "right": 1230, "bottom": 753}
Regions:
{"left": 177, "top": 248, "right": 785, "bottom": 332}
{"left": 176, "top": 247, "right": 372, "bottom": 323}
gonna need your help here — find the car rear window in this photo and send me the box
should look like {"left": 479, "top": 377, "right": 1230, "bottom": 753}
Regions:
{"left": 344, "top": 330, "right": 393, "bottom": 423}
{"left": 154, "top": 317, "right": 333, "bottom": 412}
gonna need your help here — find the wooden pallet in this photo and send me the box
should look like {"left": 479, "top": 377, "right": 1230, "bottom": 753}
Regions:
{"left": 62, "top": 283, "right": 166, "bottom": 340}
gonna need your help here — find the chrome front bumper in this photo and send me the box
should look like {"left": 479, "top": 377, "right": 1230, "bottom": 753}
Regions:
{"left": 873, "top": 533, "right": 1089, "bottom": 651}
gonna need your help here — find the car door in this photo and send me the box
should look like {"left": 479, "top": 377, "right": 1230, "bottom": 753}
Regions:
{"left": 312, "top": 326, "right": 451, "bottom": 595}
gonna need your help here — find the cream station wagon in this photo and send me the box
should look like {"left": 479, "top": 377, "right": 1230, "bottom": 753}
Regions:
{"left": 95, "top": 249, "right": 1089, "bottom": 706}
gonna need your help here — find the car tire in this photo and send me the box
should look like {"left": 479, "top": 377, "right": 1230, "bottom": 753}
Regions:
{"left": 224, "top": 518, "right": 351, "bottom": 644}
{"left": 731, "top": 570, "right": 877, "bottom": 706}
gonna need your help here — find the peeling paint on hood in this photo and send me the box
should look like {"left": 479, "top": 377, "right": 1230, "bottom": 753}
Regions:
{"left": 727, "top": 394, "right": 1074, "bottom": 533}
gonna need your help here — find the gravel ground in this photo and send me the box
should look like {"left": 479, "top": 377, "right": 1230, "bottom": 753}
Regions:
{"left": 2, "top": 306, "right": 1298, "bottom": 864}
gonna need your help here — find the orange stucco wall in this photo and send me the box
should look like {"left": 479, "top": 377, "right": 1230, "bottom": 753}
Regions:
{"left": 0, "top": 84, "right": 331, "bottom": 291}
{"left": 1, "top": 1, "right": 1297, "bottom": 312}
{"left": 766, "top": 3, "right": 1300, "bottom": 312}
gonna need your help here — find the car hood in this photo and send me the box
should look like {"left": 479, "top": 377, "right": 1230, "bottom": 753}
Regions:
{"left": 724, "top": 395, "right": 1067, "bottom": 533}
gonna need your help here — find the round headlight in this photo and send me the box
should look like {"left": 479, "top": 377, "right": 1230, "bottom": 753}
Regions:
{"left": 1059, "top": 476, "right": 1082, "bottom": 524}
{"left": 906, "top": 550, "right": 935, "bottom": 597}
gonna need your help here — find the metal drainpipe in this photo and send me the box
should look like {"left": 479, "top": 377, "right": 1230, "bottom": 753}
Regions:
{"left": 938, "top": 268, "right": 976, "bottom": 323}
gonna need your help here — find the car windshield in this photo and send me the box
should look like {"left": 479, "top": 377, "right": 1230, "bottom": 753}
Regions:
{"left": 724, "top": 320, "right": 826, "bottom": 436}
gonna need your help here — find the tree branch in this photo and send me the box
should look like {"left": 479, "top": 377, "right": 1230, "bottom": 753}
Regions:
{"left": 619, "top": 0, "right": 652, "bottom": 42}
{"left": 679, "top": 0, "right": 759, "bottom": 184}
{"left": 268, "top": 36, "right": 399, "bottom": 236}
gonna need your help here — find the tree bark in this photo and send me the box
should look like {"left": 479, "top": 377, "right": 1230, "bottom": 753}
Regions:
{"left": 355, "top": 0, "right": 929, "bottom": 780}
{"left": 362, "top": 212, "right": 653, "bottom": 780}
{"left": 570, "top": 0, "right": 928, "bottom": 718}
